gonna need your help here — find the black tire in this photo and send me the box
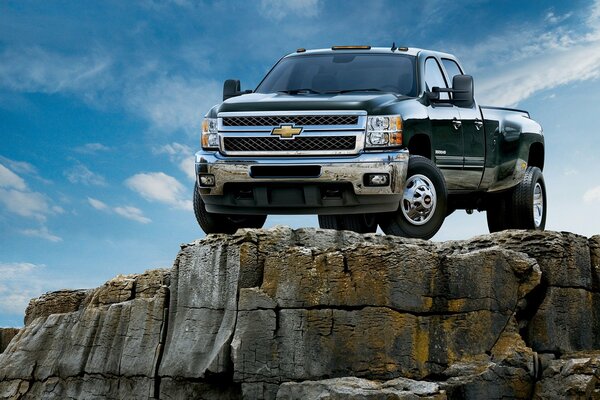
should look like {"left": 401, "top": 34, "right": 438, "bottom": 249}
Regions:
{"left": 486, "top": 191, "right": 513, "bottom": 233}
{"left": 510, "top": 166, "right": 547, "bottom": 230}
{"left": 378, "top": 155, "right": 447, "bottom": 240}
{"left": 193, "top": 183, "right": 267, "bottom": 234}
{"left": 318, "top": 214, "right": 378, "bottom": 233}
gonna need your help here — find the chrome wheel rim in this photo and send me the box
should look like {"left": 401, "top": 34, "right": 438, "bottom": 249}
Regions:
{"left": 533, "top": 182, "right": 544, "bottom": 228}
{"left": 401, "top": 174, "right": 437, "bottom": 226}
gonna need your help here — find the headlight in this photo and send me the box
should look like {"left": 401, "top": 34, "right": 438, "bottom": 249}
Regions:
{"left": 201, "top": 118, "right": 219, "bottom": 150}
{"left": 366, "top": 115, "right": 403, "bottom": 148}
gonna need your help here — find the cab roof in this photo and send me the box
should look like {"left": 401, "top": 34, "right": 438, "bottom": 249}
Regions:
{"left": 285, "top": 46, "right": 456, "bottom": 60}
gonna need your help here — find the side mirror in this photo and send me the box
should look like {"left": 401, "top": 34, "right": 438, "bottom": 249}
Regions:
{"left": 223, "top": 79, "right": 241, "bottom": 101}
{"left": 426, "top": 88, "right": 441, "bottom": 101}
{"left": 452, "top": 75, "right": 474, "bottom": 108}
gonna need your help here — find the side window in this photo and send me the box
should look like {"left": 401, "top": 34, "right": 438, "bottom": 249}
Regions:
{"left": 424, "top": 58, "right": 449, "bottom": 100}
{"left": 441, "top": 58, "right": 463, "bottom": 82}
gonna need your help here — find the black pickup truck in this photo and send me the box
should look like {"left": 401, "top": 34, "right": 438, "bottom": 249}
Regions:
{"left": 195, "top": 45, "right": 546, "bottom": 239}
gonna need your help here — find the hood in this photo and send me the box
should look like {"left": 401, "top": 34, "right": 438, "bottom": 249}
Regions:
{"left": 211, "top": 92, "right": 413, "bottom": 116}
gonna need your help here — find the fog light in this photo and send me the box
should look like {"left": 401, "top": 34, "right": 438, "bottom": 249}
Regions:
{"left": 364, "top": 173, "right": 389, "bottom": 186}
{"left": 200, "top": 174, "right": 215, "bottom": 187}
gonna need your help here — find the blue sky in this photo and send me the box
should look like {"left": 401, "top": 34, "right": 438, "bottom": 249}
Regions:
{"left": 1, "top": 0, "right": 600, "bottom": 326}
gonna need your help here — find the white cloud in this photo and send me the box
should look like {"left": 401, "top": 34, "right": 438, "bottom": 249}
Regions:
{"left": 125, "top": 172, "right": 191, "bottom": 210}
{"left": 583, "top": 186, "right": 600, "bottom": 204}
{"left": 545, "top": 11, "right": 572, "bottom": 24}
{"left": 259, "top": 0, "right": 320, "bottom": 20}
{"left": 0, "top": 188, "right": 50, "bottom": 221}
{"left": 0, "top": 163, "right": 26, "bottom": 190}
{"left": 0, "top": 156, "right": 37, "bottom": 176}
{"left": 0, "top": 156, "right": 51, "bottom": 185}
{"left": 477, "top": 43, "right": 600, "bottom": 106}
{"left": 0, "top": 46, "right": 218, "bottom": 135}
{"left": 0, "top": 35, "right": 223, "bottom": 136}
{"left": 0, "top": 262, "right": 47, "bottom": 315}
{"left": 125, "top": 77, "right": 220, "bottom": 135}
{"left": 114, "top": 206, "right": 151, "bottom": 224}
{"left": 0, "top": 161, "right": 63, "bottom": 241}
{"left": 154, "top": 142, "right": 196, "bottom": 181}
{"left": 0, "top": 47, "right": 112, "bottom": 98}
{"left": 87, "top": 197, "right": 109, "bottom": 211}
{"left": 589, "top": 0, "right": 600, "bottom": 27}
{"left": 20, "top": 226, "right": 62, "bottom": 242}
{"left": 0, "top": 262, "right": 39, "bottom": 279}
{"left": 0, "top": 261, "right": 87, "bottom": 318}
{"left": 461, "top": 1, "right": 600, "bottom": 107}
{"left": 73, "top": 142, "right": 111, "bottom": 154}
{"left": 87, "top": 197, "right": 151, "bottom": 224}
{"left": 64, "top": 163, "right": 107, "bottom": 186}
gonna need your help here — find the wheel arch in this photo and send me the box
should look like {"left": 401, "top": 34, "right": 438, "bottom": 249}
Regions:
{"left": 528, "top": 142, "right": 544, "bottom": 171}
{"left": 407, "top": 134, "right": 432, "bottom": 159}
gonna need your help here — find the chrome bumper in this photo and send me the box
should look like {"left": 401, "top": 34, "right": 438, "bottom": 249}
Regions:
{"left": 195, "top": 150, "right": 409, "bottom": 214}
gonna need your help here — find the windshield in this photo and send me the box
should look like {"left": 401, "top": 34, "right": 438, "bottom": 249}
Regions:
{"left": 256, "top": 53, "right": 417, "bottom": 96}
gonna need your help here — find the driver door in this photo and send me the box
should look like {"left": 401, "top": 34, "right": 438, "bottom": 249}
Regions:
{"left": 424, "top": 57, "right": 464, "bottom": 190}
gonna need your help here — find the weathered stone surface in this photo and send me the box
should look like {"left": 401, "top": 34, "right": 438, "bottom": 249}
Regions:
{"left": 24, "top": 289, "right": 88, "bottom": 325}
{"left": 158, "top": 236, "right": 243, "bottom": 379}
{"left": 527, "top": 287, "right": 600, "bottom": 353}
{"left": 0, "top": 376, "right": 154, "bottom": 400}
{"left": 159, "top": 378, "right": 241, "bottom": 399}
{"left": 0, "top": 270, "right": 169, "bottom": 399}
{"left": 276, "top": 376, "right": 446, "bottom": 399}
{"left": 233, "top": 307, "right": 517, "bottom": 383}
{"left": 0, "top": 329, "right": 18, "bottom": 354}
{"left": 261, "top": 244, "right": 539, "bottom": 313}
{"left": 533, "top": 355, "right": 600, "bottom": 399}
{"left": 1, "top": 227, "right": 600, "bottom": 399}
{"left": 444, "top": 230, "right": 600, "bottom": 355}
{"left": 86, "top": 274, "right": 136, "bottom": 306}
{"left": 233, "top": 241, "right": 540, "bottom": 384}
{"left": 439, "top": 320, "right": 536, "bottom": 400}
{"left": 446, "top": 231, "right": 592, "bottom": 289}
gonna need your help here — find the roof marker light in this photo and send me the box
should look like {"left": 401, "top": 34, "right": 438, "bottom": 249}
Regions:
{"left": 331, "top": 45, "right": 371, "bottom": 50}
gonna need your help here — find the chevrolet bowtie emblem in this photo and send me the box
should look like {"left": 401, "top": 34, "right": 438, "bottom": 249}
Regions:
{"left": 271, "top": 124, "right": 303, "bottom": 139}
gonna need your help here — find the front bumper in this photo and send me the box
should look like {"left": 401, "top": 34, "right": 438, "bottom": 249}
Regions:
{"left": 195, "top": 150, "right": 409, "bottom": 215}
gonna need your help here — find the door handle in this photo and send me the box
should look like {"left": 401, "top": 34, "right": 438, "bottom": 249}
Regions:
{"left": 452, "top": 118, "right": 462, "bottom": 130}
{"left": 474, "top": 118, "right": 483, "bottom": 130}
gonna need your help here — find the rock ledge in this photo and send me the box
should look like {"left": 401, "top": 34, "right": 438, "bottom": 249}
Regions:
{"left": 0, "top": 227, "right": 599, "bottom": 399}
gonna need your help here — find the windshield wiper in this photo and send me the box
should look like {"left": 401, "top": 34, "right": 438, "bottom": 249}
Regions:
{"left": 277, "top": 88, "right": 322, "bottom": 95}
{"left": 326, "top": 88, "right": 388, "bottom": 94}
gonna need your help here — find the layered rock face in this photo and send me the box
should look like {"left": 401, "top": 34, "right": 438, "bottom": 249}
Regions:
{"left": 0, "top": 228, "right": 599, "bottom": 399}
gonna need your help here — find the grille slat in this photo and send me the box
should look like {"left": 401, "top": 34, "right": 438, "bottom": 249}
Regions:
{"left": 223, "top": 115, "right": 358, "bottom": 127}
{"left": 224, "top": 136, "right": 356, "bottom": 152}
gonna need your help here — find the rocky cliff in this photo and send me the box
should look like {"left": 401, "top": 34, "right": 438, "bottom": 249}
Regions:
{"left": 0, "top": 227, "right": 599, "bottom": 399}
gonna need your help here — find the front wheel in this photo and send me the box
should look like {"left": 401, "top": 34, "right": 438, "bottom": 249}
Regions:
{"left": 378, "top": 156, "right": 447, "bottom": 240}
{"left": 193, "top": 183, "right": 267, "bottom": 234}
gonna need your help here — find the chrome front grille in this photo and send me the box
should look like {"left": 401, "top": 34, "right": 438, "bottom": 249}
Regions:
{"left": 224, "top": 136, "right": 356, "bottom": 152}
{"left": 218, "top": 111, "right": 367, "bottom": 156}
{"left": 222, "top": 115, "right": 359, "bottom": 127}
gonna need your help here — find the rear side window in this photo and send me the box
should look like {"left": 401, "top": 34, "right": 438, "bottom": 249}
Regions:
{"left": 424, "top": 58, "right": 449, "bottom": 100}
{"left": 441, "top": 58, "right": 463, "bottom": 81}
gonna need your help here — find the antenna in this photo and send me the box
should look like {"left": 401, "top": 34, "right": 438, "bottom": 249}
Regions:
{"left": 391, "top": 42, "right": 397, "bottom": 51}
